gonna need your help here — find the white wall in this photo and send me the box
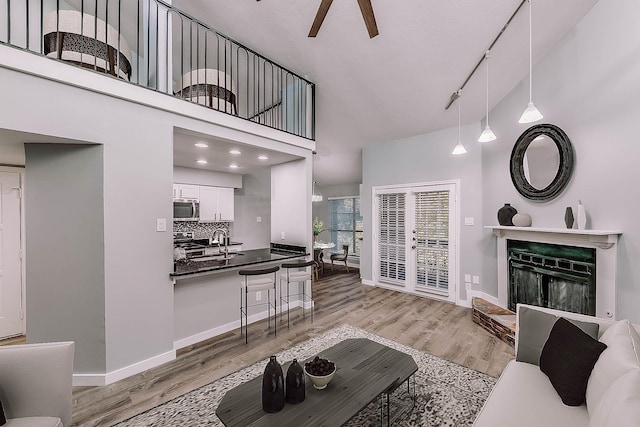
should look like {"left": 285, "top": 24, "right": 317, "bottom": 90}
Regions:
{"left": 271, "top": 159, "right": 313, "bottom": 248}
{"left": 232, "top": 169, "right": 272, "bottom": 250}
{"left": 481, "top": 0, "right": 640, "bottom": 323}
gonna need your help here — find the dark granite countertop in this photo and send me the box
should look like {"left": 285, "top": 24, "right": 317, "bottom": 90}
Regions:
{"left": 171, "top": 248, "right": 308, "bottom": 278}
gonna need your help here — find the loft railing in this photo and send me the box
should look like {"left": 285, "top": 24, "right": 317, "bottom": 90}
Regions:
{"left": 0, "top": 0, "right": 315, "bottom": 140}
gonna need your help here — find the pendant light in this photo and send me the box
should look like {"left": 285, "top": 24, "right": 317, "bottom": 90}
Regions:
{"left": 312, "top": 181, "right": 323, "bottom": 202}
{"left": 519, "top": 0, "right": 543, "bottom": 124}
{"left": 452, "top": 90, "right": 467, "bottom": 155}
{"left": 478, "top": 51, "right": 497, "bottom": 142}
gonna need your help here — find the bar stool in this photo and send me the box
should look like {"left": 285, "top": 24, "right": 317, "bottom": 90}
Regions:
{"left": 279, "top": 260, "right": 316, "bottom": 328}
{"left": 239, "top": 265, "right": 280, "bottom": 344}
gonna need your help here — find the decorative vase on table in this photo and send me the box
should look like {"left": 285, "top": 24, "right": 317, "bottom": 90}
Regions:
{"left": 565, "top": 207, "right": 574, "bottom": 229}
{"left": 285, "top": 359, "right": 306, "bottom": 404}
{"left": 497, "top": 203, "right": 518, "bottom": 226}
{"left": 262, "top": 356, "right": 285, "bottom": 413}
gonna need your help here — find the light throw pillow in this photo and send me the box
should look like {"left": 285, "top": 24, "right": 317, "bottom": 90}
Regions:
{"left": 516, "top": 306, "right": 600, "bottom": 366}
{"left": 539, "top": 317, "right": 607, "bottom": 406}
{"left": 587, "top": 369, "right": 640, "bottom": 427}
{"left": 586, "top": 319, "right": 640, "bottom": 415}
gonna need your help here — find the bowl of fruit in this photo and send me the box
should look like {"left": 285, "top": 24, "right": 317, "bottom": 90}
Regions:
{"left": 304, "top": 356, "right": 336, "bottom": 390}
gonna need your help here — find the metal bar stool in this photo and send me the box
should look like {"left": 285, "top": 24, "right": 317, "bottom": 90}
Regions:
{"left": 239, "top": 265, "right": 280, "bottom": 344}
{"left": 279, "top": 260, "right": 316, "bottom": 328}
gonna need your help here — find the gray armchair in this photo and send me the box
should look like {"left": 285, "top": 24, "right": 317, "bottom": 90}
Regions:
{"left": 0, "top": 341, "right": 75, "bottom": 427}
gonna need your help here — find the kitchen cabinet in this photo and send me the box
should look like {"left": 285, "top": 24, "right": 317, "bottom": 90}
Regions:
{"left": 199, "top": 186, "right": 235, "bottom": 222}
{"left": 173, "top": 184, "right": 200, "bottom": 199}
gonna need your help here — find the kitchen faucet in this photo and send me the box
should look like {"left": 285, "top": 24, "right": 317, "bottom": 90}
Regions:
{"left": 211, "top": 228, "right": 229, "bottom": 257}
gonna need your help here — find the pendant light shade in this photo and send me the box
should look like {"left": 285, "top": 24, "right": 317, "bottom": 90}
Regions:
{"left": 452, "top": 91, "right": 467, "bottom": 155}
{"left": 519, "top": 0, "right": 543, "bottom": 124}
{"left": 312, "top": 181, "right": 323, "bottom": 202}
{"left": 478, "top": 51, "right": 497, "bottom": 142}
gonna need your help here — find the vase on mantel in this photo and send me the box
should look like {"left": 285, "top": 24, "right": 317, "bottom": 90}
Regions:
{"left": 565, "top": 207, "right": 574, "bottom": 229}
{"left": 497, "top": 203, "right": 518, "bottom": 226}
{"left": 577, "top": 200, "right": 587, "bottom": 230}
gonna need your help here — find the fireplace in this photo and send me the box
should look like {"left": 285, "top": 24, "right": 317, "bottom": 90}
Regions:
{"left": 487, "top": 226, "right": 621, "bottom": 320}
{"left": 507, "top": 240, "right": 596, "bottom": 315}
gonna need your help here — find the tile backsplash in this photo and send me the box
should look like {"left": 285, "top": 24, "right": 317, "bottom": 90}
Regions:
{"left": 173, "top": 222, "right": 230, "bottom": 239}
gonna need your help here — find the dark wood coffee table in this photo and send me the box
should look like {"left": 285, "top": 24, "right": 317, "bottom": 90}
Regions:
{"left": 216, "top": 338, "right": 418, "bottom": 426}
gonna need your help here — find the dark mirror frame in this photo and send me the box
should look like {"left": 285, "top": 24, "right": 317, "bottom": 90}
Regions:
{"left": 510, "top": 124, "right": 574, "bottom": 201}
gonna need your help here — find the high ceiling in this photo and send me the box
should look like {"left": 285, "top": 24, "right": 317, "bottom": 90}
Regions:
{"left": 172, "top": 0, "right": 599, "bottom": 186}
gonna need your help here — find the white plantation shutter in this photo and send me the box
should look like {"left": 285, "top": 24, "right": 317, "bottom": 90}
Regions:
{"left": 414, "top": 190, "right": 450, "bottom": 293}
{"left": 377, "top": 193, "right": 406, "bottom": 284}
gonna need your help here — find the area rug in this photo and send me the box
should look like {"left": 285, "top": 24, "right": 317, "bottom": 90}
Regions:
{"left": 115, "top": 325, "right": 497, "bottom": 426}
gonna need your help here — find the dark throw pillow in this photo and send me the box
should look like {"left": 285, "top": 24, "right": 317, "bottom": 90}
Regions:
{"left": 516, "top": 306, "right": 600, "bottom": 366}
{"left": 0, "top": 398, "right": 5, "bottom": 426}
{"left": 540, "top": 317, "right": 607, "bottom": 406}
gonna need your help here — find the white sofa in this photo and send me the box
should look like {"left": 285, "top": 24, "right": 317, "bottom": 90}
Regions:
{"left": 474, "top": 304, "right": 640, "bottom": 427}
{"left": 0, "top": 342, "right": 75, "bottom": 427}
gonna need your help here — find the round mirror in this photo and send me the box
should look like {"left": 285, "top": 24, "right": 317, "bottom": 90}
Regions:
{"left": 510, "top": 124, "right": 574, "bottom": 201}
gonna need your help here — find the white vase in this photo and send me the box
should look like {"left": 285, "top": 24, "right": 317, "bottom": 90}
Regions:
{"left": 577, "top": 201, "right": 587, "bottom": 230}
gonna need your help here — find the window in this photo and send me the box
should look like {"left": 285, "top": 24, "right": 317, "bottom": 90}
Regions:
{"left": 328, "top": 197, "right": 362, "bottom": 257}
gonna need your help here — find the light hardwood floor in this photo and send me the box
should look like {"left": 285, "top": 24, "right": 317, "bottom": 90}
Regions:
{"left": 3, "top": 269, "right": 515, "bottom": 426}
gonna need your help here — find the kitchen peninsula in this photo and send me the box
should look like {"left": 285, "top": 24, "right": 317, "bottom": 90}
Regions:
{"left": 172, "top": 243, "right": 309, "bottom": 349}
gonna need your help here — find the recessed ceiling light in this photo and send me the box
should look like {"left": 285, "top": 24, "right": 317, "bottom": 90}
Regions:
{"left": 229, "top": 163, "right": 239, "bottom": 169}
{"left": 195, "top": 143, "right": 208, "bottom": 148}
{"left": 258, "top": 155, "right": 269, "bottom": 160}
{"left": 229, "top": 149, "right": 241, "bottom": 155}
{"left": 197, "top": 159, "right": 208, "bottom": 164}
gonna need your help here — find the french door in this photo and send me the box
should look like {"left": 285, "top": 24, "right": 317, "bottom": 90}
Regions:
{"left": 374, "top": 182, "right": 457, "bottom": 303}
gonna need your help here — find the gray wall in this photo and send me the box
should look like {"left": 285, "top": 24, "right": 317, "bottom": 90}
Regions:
{"left": 232, "top": 168, "right": 271, "bottom": 249}
{"left": 481, "top": 0, "right": 640, "bottom": 323}
{"left": 362, "top": 123, "right": 483, "bottom": 303}
{"left": 24, "top": 143, "right": 106, "bottom": 372}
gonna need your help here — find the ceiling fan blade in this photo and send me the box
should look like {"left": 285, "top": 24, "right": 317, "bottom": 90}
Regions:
{"left": 308, "top": 0, "right": 334, "bottom": 37}
{"left": 356, "top": 0, "right": 378, "bottom": 38}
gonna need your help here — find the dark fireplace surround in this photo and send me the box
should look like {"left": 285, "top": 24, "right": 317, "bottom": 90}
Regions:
{"left": 507, "top": 240, "right": 596, "bottom": 316}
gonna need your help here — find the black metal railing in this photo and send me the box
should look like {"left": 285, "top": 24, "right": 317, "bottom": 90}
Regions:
{"left": 0, "top": 0, "right": 315, "bottom": 139}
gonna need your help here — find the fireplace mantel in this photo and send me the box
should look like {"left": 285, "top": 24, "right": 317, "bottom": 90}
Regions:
{"left": 486, "top": 226, "right": 622, "bottom": 249}
{"left": 486, "top": 225, "right": 622, "bottom": 320}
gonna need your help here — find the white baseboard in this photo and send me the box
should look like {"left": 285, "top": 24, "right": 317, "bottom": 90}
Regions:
{"left": 73, "top": 349, "right": 176, "bottom": 386}
{"left": 466, "top": 289, "right": 500, "bottom": 307}
{"left": 361, "top": 279, "right": 375, "bottom": 287}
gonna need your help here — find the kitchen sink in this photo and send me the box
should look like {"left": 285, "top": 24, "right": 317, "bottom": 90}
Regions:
{"left": 190, "top": 252, "right": 243, "bottom": 262}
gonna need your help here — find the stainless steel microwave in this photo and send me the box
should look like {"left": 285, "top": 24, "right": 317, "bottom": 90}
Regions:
{"left": 173, "top": 198, "right": 200, "bottom": 221}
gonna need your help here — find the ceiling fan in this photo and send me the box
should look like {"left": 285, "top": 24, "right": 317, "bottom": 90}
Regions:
{"left": 308, "top": 0, "right": 378, "bottom": 38}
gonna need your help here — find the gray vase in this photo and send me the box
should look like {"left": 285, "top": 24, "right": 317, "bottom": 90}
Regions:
{"left": 564, "top": 207, "right": 574, "bottom": 229}
{"left": 497, "top": 203, "right": 518, "bottom": 226}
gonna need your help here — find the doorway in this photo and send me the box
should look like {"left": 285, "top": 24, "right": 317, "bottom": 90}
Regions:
{"left": 373, "top": 181, "right": 458, "bottom": 303}
{"left": 0, "top": 167, "right": 25, "bottom": 338}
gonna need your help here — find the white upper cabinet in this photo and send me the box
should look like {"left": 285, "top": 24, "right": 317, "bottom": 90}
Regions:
{"left": 200, "top": 186, "right": 235, "bottom": 222}
{"left": 173, "top": 184, "right": 200, "bottom": 200}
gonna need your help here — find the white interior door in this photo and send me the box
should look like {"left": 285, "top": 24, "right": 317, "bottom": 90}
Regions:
{"left": 0, "top": 170, "right": 24, "bottom": 338}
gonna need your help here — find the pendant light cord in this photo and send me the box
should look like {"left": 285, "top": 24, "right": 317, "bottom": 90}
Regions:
{"left": 528, "top": 0, "right": 533, "bottom": 103}
{"left": 485, "top": 51, "right": 490, "bottom": 125}
{"left": 458, "top": 90, "right": 462, "bottom": 141}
